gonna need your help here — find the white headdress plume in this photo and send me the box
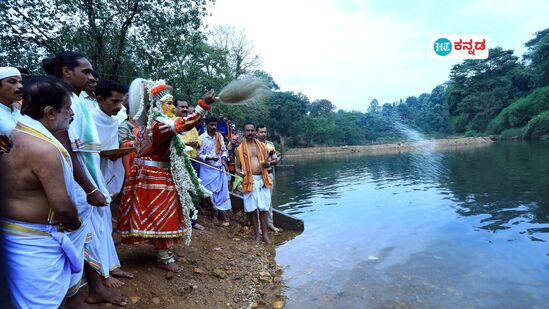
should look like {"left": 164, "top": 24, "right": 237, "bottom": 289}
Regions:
{"left": 128, "top": 78, "right": 151, "bottom": 126}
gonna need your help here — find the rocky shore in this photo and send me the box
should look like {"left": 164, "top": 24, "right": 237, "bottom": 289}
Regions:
{"left": 105, "top": 211, "right": 285, "bottom": 309}
{"left": 283, "top": 137, "right": 493, "bottom": 158}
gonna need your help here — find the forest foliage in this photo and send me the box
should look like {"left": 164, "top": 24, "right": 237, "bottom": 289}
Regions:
{"left": 1, "top": 1, "right": 547, "bottom": 145}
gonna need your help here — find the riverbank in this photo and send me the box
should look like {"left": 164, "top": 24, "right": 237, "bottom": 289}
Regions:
{"left": 283, "top": 137, "right": 492, "bottom": 157}
{"left": 105, "top": 211, "right": 285, "bottom": 308}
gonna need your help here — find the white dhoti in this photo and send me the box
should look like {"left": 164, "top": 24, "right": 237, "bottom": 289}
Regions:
{"left": 1, "top": 218, "right": 82, "bottom": 309}
{"left": 66, "top": 184, "right": 94, "bottom": 294}
{"left": 65, "top": 221, "right": 91, "bottom": 296}
{"left": 101, "top": 158, "right": 125, "bottom": 195}
{"left": 199, "top": 164, "right": 232, "bottom": 211}
{"left": 243, "top": 175, "right": 271, "bottom": 213}
{"left": 93, "top": 108, "right": 124, "bottom": 276}
{"left": 85, "top": 199, "right": 122, "bottom": 277}
{"left": 70, "top": 94, "right": 116, "bottom": 278}
{"left": 92, "top": 205, "right": 120, "bottom": 277}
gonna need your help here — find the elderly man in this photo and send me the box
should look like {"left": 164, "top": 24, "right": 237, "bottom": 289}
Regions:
{"left": 1, "top": 76, "right": 82, "bottom": 308}
{"left": 0, "top": 67, "right": 23, "bottom": 135}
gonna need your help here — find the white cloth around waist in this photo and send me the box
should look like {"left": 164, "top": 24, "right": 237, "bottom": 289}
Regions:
{"left": 243, "top": 175, "right": 271, "bottom": 213}
{"left": 0, "top": 218, "right": 83, "bottom": 308}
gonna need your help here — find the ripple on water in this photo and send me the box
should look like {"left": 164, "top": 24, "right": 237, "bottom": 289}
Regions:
{"left": 273, "top": 142, "right": 549, "bottom": 308}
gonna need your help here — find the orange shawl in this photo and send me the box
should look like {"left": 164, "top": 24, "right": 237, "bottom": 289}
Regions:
{"left": 237, "top": 139, "right": 272, "bottom": 193}
{"left": 214, "top": 132, "right": 223, "bottom": 154}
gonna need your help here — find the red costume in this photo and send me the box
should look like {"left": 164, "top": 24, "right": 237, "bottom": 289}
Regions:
{"left": 117, "top": 111, "right": 206, "bottom": 250}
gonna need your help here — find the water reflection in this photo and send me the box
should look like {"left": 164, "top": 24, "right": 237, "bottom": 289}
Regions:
{"left": 273, "top": 141, "right": 549, "bottom": 308}
{"left": 445, "top": 142, "right": 549, "bottom": 234}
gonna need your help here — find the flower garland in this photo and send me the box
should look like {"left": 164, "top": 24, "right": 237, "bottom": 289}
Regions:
{"left": 150, "top": 110, "right": 212, "bottom": 245}
{"left": 171, "top": 135, "right": 211, "bottom": 204}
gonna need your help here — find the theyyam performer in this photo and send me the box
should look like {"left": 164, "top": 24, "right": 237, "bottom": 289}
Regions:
{"left": 117, "top": 78, "right": 213, "bottom": 272}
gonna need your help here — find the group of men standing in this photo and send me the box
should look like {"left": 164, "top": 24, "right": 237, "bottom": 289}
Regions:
{"left": 1, "top": 54, "right": 133, "bottom": 307}
{"left": 0, "top": 51, "right": 281, "bottom": 308}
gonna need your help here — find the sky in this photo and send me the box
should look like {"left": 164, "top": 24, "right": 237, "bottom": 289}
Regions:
{"left": 205, "top": 0, "right": 549, "bottom": 112}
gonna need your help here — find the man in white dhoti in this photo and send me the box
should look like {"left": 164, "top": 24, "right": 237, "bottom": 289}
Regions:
{"left": 92, "top": 80, "right": 134, "bottom": 287}
{"left": 235, "top": 123, "right": 273, "bottom": 244}
{"left": 198, "top": 115, "right": 232, "bottom": 225}
{"left": 1, "top": 76, "right": 83, "bottom": 308}
{"left": 44, "top": 51, "right": 127, "bottom": 306}
{"left": 257, "top": 125, "right": 281, "bottom": 233}
{"left": 0, "top": 67, "right": 23, "bottom": 135}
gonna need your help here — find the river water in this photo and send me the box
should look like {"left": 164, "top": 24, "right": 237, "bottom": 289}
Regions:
{"left": 272, "top": 141, "right": 549, "bottom": 309}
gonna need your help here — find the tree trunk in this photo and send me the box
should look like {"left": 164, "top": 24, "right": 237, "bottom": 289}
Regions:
{"left": 279, "top": 135, "right": 286, "bottom": 157}
{"left": 110, "top": 1, "right": 139, "bottom": 80}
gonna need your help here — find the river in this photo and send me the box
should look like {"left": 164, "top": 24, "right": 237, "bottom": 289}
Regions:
{"left": 272, "top": 141, "right": 549, "bottom": 309}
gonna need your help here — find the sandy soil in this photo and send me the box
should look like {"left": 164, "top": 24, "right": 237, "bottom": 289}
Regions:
{"left": 94, "top": 211, "right": 285, "bottom": 309}
{"left": 283, "top": 137, "right": 492, "bottom": 158}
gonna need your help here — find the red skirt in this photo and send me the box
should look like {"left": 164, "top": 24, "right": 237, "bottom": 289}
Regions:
{"left": 117, "top": 162, "right": 188, "bottom": 249}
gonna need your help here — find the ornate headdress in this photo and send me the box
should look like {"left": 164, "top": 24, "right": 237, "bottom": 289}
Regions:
{"left": 128, "top": 78, "right": 174, "bottom": 127}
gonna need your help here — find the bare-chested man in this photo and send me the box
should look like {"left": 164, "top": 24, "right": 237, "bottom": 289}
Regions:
{"left": 235, "top": 123, "right": 273, "bottom": 244}
{"left": 257, "top": 125, "right": 281, "bottom": 234}
{"left": 1, "top": 77, "right": 82, "bottom": 308}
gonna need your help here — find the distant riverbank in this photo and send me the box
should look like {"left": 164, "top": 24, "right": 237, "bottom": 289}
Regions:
{"left": 283, "top": 137, "right": 493, "bottom": 157}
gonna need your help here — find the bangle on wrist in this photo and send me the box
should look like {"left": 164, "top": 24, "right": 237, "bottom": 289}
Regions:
{"left": 197, "top": 99, "right": 211, "bottom": 111}
{"left": 195, "top": 105, "right": 207, "bottom": 115}
{"left": 86, "top": 188, "right": 98, "bottom": 196}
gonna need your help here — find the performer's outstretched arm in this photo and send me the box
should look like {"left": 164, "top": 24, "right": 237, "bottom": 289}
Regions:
{"left": 172, "top": 89, "right": 215, "bottom": 133}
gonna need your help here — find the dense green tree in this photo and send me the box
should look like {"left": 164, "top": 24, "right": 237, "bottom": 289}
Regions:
{"left": 2, "top": 1, "right": 546, "bottom": 145}
{"left": 524, "top": 28, "right": 549, "bottom": 87}
{"left": 523, "top": 111, "right": 549, "bottom": 140}
{"left": 169, "top": 37, "right": 233, "bottom": 102}
{"left": 267, "top": 91, "right": 310, "bottom": 149}
{"left": 368, "top": 99, "right": 380, "bottom": 114}
{"left": 309, "top": 99, "right": 336, "bottom": 117}
{"left": 445, "top": 47, "right": 529, "bottom": 133}
{"left": 302, "top": 116, "right": 340, "bottom": 146}
{"left": 487, "top": 86, "right": 549, "bottom": 134}
{"left": 334, "top": 111, "right": 366, "bottom": 145}
{"left": 0, "top": 0, "right": 213, "bottom": 80}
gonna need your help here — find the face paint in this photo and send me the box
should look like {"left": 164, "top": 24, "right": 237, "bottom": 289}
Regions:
{"left": 162, "top": 98, "right": 175, "bottom": 118}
